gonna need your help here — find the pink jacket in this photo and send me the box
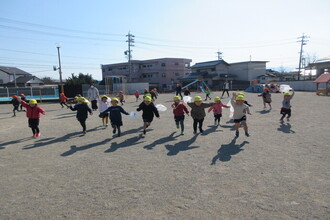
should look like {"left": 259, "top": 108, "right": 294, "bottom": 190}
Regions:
{"left": 208, "top": 102, "right": 229, "bottom": 114}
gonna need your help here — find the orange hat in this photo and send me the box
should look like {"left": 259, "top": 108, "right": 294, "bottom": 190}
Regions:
{"left": 60, "top": 93, "right": 65, "bottom": 96}
{"left": 264, "top": 88, "right": 269, "bottom": 92}
{"left": 20, "top": 93, "right": 25, "bottom": 96}
{"left": 12, "top": 95, "right": 18, "bottom": 99}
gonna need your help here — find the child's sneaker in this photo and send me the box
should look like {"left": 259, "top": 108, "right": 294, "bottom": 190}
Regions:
{"left": 143, "top": 129, "right": 146, "bottom": 135}
{"left": 36, "top": 132, "right": 41, "bottom": 137}
{"left": 181, "top": 131, "right": 184, "bottom": 135}
{"left": 193, "top": 130, "right": 197, "bottom": 134}
{"left": 214, "top": 122, "right": 217, "bottom": 126}
{"left": 245, "top": 132, "right": 250, "bottom": 137}
{"left": 200, "top": 129, "right": 204, "bottom": 134}
{"left": 82, "top": 131, "right": 87, "bottom": 135}
{"left": 235, "top": 131, "right": 239, "bottom": 138}
{"left": 176, "top": 124, "right": 179, "bottom": 129}
{"left": 32, "top": 133, "right": 37, "bottom": 138}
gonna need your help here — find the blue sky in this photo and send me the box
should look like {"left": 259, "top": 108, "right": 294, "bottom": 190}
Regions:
{"left": 0, "top": 0, "right": 329, "bottom": 80}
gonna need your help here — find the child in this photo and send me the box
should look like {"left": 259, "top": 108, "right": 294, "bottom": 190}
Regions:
{"left": 208, "top": 96, "right": 230, "bottom": 126}
{"left": 187, "top": 96, "right": 214, "bottom": 134}
{"left": 20, "top": 93, "right": 27, "bottom": 111}
{"left": 102, "top": 98, "right": 129, "bottom": 137}
{"left": 20, "top": 99, "right": 46, "bottom": 137}
{"left": 134, "top": 90, "right": 140, "bottom": 102}
{"left": 280, "top": 90, "right": 295, "bottom": 122}
{"left": 11, "top": 95, "right": 20, "bottom": 117}
{"left": 150, "top": 89, "right": 157, "bottom": 101}
{"left": 258, "top": 88, "right": 272, "bottom": 109}
{"left": 60, "top": 93, "right": 69, "bottom": 108}
{"left": 231, "top": 93, "right": 251, "bottom": 137}
{"left": 183, "top": 88, "right": 191, "bottom": 96}
{"left": 69, "top": 97, "right": 92, "bottom": 135}
{"left": 238, "top": 92, "right": 253, "bottom": 107}
{"left": 118, "top": 91, "right": 125, "bottom": 105}
{"left": 153, "top": 88, "right": 159, "bottom": 99}
{"left": 98, "top": 95, "right": 111, "bottom": 127}
{"left": 136, "top": 96, "right": 160, "bottom": 135}
{"left": 204, "top": 87, "right": 211, "bottom": 101}
{"left": 171, "top": 96, "right": 189, "bottom": 135}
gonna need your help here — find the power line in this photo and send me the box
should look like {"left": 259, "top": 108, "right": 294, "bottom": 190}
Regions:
{"left": 297, "top": 33, "right": 309, "bottom": 80}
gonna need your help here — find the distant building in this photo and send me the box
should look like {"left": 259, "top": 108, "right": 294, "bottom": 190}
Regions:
{"left": 101, "top": 58, "right": 192, "bottom": 91}
{"left": 305, "top": 56, "right": 330, "bottom": 77}
{"left": 0, "top": 66, "right": 31, "bottom": 85}
{"left": 180, "top": 59, "right": 268, "bottom": 89}
{"left": 5, "top": 75, "right": 44, "bottom": 87}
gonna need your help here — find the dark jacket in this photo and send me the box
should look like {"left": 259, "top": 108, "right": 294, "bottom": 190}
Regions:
{"left": 70, "top": 104, "right": 92, "bottom": 119}
{"left": 187, "top": 102, "right": 214, "bottom": 120}
{"left": 103, "top": 106, "right": 129, "bottom": 125}
{"left": 183, "top": 90, "right": 190, "bottom": 96}
{"left": 12, "top": 98, "right": 20, "bottom": 106}
{"left": 137, "top": 102, "right": 159, "bottom": 120}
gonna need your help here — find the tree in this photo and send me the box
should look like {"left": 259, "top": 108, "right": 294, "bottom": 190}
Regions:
{"left": 41, "top": 77, "right": 56, "bottom": 84}
{"left": 65, "top": 73, "right": 95, "bottom": 85}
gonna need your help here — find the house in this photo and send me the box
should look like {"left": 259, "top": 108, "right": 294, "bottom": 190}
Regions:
{"left": 101, "top": 58, "right": 192, "bottom": 91}
{"left": 180, "top": 59, "right": 268, "bottom": 89}
{"left": 0, "top": 66, "right": 32, "bottom": 85}
{"left": 305, "top": 56, "right": 330, "bottom": 77}
{"left": 5, "top": 75, "right": 44, "bottom": 87}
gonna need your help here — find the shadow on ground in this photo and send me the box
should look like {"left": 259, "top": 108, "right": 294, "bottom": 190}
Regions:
{"left": 201, "top": 125, "right": 223, "bottom": 136}
{"left": 143, "top": 132, "right": 177, "bottom": 150}
{"left": 164, "top": 134, "right": 200, "bottom": 156}
{"left": 211, "top": 138, "right": 249, "bottom": 165}
{"left": 277, "top": 122, "right": 295, "bottom": 134}
{"left": 255, "top": 109, "right": 271, "bottom": 114}
{"left": 23, "top": 127, "right": 99, "bottom": 150}
{"left": 1, "top": 137, "right": 32, "bottom": 148}
{"left": 104, "top": 135, "right": 144, "bottom": 153}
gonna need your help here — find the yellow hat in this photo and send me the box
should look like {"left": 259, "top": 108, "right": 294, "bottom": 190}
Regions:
{"left": 145, "top": 93, "right": 151, "bottom": 97}
{"left": 194, "top": 96, "right": 203, "bottom": 102}
{"left": 236, "top": 95, "right": 245, "bottom": 101}
{"left": 237, "top": 92, "right": 244, "bottom": 96}
{"left": 111, "top": 98, "right": 119, "bottom": 102}
{"left": 144, "top": 96, "right": 152, "bottom": 102}
{"left": 76, "top": 97, "right": 85, "bottom": 102}
{"left": 29, "top": 99, "right": 37, "bottom": 104}
{"left": 173, "top": 96, "right": 181, "bottom": 101}
{"left": 74, "top": 96, "right": 78, "bottom": 100}
{"left": 284, "top": 92, "right": 291, "bottom": 96}
{"left": 214, "top": 96, "right": 221, "bottom": 102}
{"left": 101, "top": 95, "right": 108, "bottom": 99}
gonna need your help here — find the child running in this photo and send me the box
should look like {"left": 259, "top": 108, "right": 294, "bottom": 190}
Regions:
{"left": 258, "top": 88, "right": 272, "bottom": 109}
{"left": 231, "top": 93, "right": 251, "bottom": 137}
{"left": 69, "top": 97, "right": 92, "bottom": 135}
{"left": 187, "top": 96, "right": 214, "bottom": 134}
{"left": 11, "top": 95, "right": 20, "bottom": 117}
{"left": 171, "top": 96, "right": 189, "bottom": 135}
{"left": 20, "top": 94, "right": 27, "bottom": 111}
{"left": 204, "top": 87, "right": 212, "bottom": 101}
{"left": 20, "top": 98, "right": 46, "bottom": 137}
{"left": 98, "top": 95, "right": 111, "bottom": 127}
{"left": 102, "top": 98, "right": 129, "bottom": 137}
{"left": 208, "top": 96, "right": 230, "bottom": 126}
{"left": 280, "top": 90, "right": 295, "bottom": 122}
{"left": 60, "top": 93, "right": 69, "bottom": 108}
{"left": 118, "top": 91, "right": 125, "bottom": 105}
{"left": 134, "top": 90, "right": 140, "bottom": 102}
{"left": 183, "top": 87, "right": 191, "bottom": 96}
{"left": 136, "top": 96, "right": 160, "bottom": 135}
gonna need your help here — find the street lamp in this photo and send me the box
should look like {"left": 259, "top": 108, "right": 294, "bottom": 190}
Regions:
{"left": 54, "top": 45, "right": 64, "bottom": 94}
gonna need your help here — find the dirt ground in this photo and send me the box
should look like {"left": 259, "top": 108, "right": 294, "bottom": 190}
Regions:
{"left": 0, "top": 91, "right": 329, "bottom": 220}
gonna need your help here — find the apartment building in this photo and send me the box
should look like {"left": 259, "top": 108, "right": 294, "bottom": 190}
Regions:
{"left": 101, "top": 58, "right": 192, "bottom": 91}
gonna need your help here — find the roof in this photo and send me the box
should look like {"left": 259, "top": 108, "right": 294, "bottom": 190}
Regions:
{"left": 0, "top": 66, "right": 31, "bottom": 76}
{"left": 190, "top": 60, "right": 229, "bottom": 69}
{"left": 5, "top": 75, "right": 43, "bottom": 84}
{"left": 314, "top": 73, "right": 330, "bottom": 83}
{"left": 229, "top": 61, "right": 269, "bottom": 65}
{"left": 313, "top": 56, "right": 330, "bottom": 64}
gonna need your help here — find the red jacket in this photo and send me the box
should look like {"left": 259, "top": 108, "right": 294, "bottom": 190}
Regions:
{"left": 172, "top": 102, "right": 189, "bottom": 116}
{"left": 60, "top": 95, "right": 68, "bottom": 102}
{"left": 21, "top": 101, "right": 46, "bottom": 119}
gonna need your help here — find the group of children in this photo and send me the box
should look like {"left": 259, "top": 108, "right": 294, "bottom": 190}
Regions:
{"left": 11, "top": 87, "right": 295, "bottom": 138}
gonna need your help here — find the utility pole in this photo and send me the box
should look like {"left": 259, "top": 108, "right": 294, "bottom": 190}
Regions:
{"left": 54, "top": 45, "right": 64, "bottom": 94}
{"left": 297, "top": 33, "right": 309, "bottom": 80}
{"left": 125, "top": 32, "right": 135, "bottom": 82}
{"left": 216, "top": 50, "right": 223, "bottom": 60}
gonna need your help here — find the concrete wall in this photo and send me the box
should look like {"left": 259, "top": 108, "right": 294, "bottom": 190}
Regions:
{"left": 279, "top": 81, "right": 316, "bottom": 91}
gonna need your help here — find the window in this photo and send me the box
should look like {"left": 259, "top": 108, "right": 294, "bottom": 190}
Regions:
{"left": 185, "top": 63, "right": 190, "bottom": 68}
{"left": 108, "top": 68, "right": 112, "bottom": 71}
{"left": 162, "top": 73, "right": 166, "bottom": 77}
{"left": 163, "top": 84, "right": 167, "bottom": 88}
{"left": 175, "top": 62, "right": 179, "bottom": 66}
{"left": 185, "top": 73, "right": 189, "bottom": 75}
{"left": 211, "top": 68, "right": 216, "bottom": 71}
{"left": 175, "top": 73, "right": 180, "bottom": 76}
{"left": 161, "top": 63, "right": 166, "bottom": 67}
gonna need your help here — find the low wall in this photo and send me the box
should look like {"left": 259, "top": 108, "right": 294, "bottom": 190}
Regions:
{"left": 278, "top": 81, "right": 316, "bottom": 91}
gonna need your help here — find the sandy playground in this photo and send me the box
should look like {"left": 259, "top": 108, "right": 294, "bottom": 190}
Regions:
{"left": 0, "top": 91, "right": 329, "bottom": 219}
